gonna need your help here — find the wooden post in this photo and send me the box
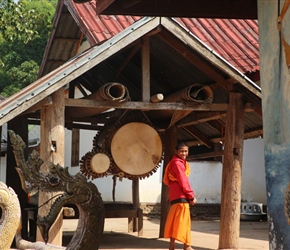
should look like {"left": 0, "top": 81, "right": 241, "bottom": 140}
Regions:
{"left": 71, "top": 128, "right": 80, "bottom": 166}
{"left": 132, "top": 178, "right": 140, "bottom": 232}
{"left": 257, "top": 1, "right": 290, "bottom": 247}
{"left": 159, "top": 125, "right": 177, "bottom": 238}
{"left": 7, "top": 117, "right": 29, "bottom": 240}
{"left": 218, "top": 92, "right": 244, "bottom": 249}
{"left": 37, "top": 89, "right": 65, "bottom": 245}
{"left": 142, "top": 36, "right": 150, "bottom": 102}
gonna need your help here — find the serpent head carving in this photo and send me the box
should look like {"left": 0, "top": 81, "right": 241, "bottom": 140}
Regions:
{"left": 8, "top": 130, "right": 105, "bottom": 250}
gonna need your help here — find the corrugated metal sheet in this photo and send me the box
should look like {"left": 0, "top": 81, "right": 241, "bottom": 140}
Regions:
{"left": 38, "top": 0, "right": 83, "bottom": 77}
{"left": 68, "top": 0, "right": 142, "bottom": 45}
{"left": 68, "top": 0, "right": 259, "bottom": 74}
{"left": 175, "top": 18, "right": 259, "bottom": 74}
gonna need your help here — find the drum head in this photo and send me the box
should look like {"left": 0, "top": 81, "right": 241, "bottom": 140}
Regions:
{"left": 90, "top": 153, "right": 111, "bottom": 174}
{"left": 111, "top": 122, "right": 162, "bottom": 176}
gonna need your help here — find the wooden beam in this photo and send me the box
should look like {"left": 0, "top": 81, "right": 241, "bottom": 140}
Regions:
{"left": 243, "top": 127, "right": 263, "bottom": 139}
{"left": 182, "top": 126, "right": 213, "bottom": 148}
{"left": 27, "top": 119, "right": 40, "bottom": 125}
{"left": 150, "top": 93, "right": 164, "bottom": 103}
{"left": 65, "top": 122, "right": 103, "bottom": 131}
{"left": 65, "top": 109, "right": 125, "bottom": 124}
{"left": 187, "top": 150, "right": 224, "bottom": 161}
{"left": 65, "top": 98, "right": 229, "bottom": 111}
{"left": 219, "top": 93, "right": 244, "bottom": 249}
{"left": 35, "top": 116, "right": 152, "bottom": 131}
{"left": 186, "top": 127, "right": 262, "bottom": 147}
{"left": 207, "top": 120, "right": 224, "bottom": 134}
{"left": 177, "top": 102, "right": 257, "bottom": 127}
{"left": 177, "top": 111, "right": 226, "bottom": 127}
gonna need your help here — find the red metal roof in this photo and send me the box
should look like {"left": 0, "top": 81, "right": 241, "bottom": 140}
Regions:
{"left": 69, "top": 0, "right": 259, "bottom": 74}
{"left": 68, "top": 0, "right": 141, "bottom": 45}
{"left": 175, "top": 18, "right": 259, "bottom": 74}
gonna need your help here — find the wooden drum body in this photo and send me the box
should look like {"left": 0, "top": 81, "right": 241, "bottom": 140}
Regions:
{"left": 110, "top": 122, "right": 163, "bottom": 178}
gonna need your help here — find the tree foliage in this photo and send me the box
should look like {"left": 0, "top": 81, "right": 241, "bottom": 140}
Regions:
{"left": 0, "top": 0, "right": 57, "bottom": 97}
{"left": 0, "top": 0, "right": 37, "bottom": 43}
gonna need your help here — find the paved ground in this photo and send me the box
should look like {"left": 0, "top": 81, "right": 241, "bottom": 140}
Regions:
{"left": 63, "top": 217, "right": 269, "bottom": 250}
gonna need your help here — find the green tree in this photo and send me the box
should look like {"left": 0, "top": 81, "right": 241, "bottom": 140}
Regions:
{"left": 0, "top": 0, "right": 38, "bottom": 43}
{"left": 0, "top": 0, "right": 57, "bottom": 97}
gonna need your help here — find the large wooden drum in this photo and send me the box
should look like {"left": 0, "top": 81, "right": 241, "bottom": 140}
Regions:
{"left": 80, "top": 148, "right": 113, "bottom": 179}
{"left": 110, "top": 122, "right": 163, "bottom": 177}
{"left": 90, "top": 152, "right": 111, "bottom": 175}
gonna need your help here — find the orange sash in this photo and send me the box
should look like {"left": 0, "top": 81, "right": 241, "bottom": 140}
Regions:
{"left": 163, "top": 160, "right": 190, "bottom": 186}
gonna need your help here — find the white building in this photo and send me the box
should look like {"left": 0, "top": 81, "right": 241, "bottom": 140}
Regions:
{"left": 66, "top": 129, "right": 266, "bottom": 205}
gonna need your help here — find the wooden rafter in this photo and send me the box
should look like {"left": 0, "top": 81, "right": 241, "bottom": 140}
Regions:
{"left": 186, "top": 127, "right": 263, "bottom": 147}
{"left": 177, "top": 103, "right": 257, "bottom": 127}
{"left": 157, "top": 30, "right": 233, "bottom": 91}
{"left": 182, "top": 126, "right": 213, "bottom": 148}
{"left": 113, "top": 43, "right": 142, "bottom": 82}
{"left": 187, "top": 150, "right": 224, "bottom": 161}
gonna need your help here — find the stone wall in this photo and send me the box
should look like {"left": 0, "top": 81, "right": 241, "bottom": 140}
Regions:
{"left": 140, "top": 203, "right": 221, "bottom": 219}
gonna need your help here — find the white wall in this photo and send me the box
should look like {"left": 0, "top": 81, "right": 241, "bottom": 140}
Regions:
{"left": 0, "top": 126, "right": 266, "bottom": 205}
{"left": 64, "top": 130, "right": 267, "bottom": 205}
{"left": 0, "top": 155, "right": 6, "bottom": 183}
{"left": 189, "top": 161, "right": 222, "bottom": 204}
{"left": 187, "top": 138, "right": 267, "bottom": 204}
{"left": 241, "top": 138, "right": 266, "bottom": 203}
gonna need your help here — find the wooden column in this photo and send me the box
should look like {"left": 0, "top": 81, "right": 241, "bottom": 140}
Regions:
{"left": 218, "top": 93, "right": 244, "bottom": 249}
{"left": 142, "top": 36, "right": 150, "bottom": 102}
{"left": 132, "top": 178, "right": 140, "bottom": 232}
{"left": 159, "top": 125, "right": 177, "bottom": 238}
{"left": 7, "top": 117, "right": 28, "bottom": 240}
{"left": 71, "top": 128, "right": 80, "bottom": 166}
{"left": 258, "top": 1, "right": 290, "bottom": 248}
{"left": 37, "top": 89, "right": 65, "bottom": 245}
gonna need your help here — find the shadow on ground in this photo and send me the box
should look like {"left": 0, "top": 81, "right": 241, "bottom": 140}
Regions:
{"left": 63, "top": 231, "right": 210, "bottom": 250}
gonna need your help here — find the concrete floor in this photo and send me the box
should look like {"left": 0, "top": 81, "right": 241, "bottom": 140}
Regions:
{"left": 63, "top": 217, "right": 269, "bottom": 250}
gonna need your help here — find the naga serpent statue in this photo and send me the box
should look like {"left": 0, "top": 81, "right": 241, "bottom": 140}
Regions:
{"left": 6, "top": 130, "right": 105, "bottom": 250}
{"left": 0, "top": 181, "right": 21, "bottom": 250}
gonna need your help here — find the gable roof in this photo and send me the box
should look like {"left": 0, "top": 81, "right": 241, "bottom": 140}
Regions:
{"left": 0, "top": 16, "right": 157, "bottom": 125}
{"left": 0, "top": 0, "right": 262, "bottom": 157}
{"left": 39, "top": 0, "right": 259, "bottom": 78}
